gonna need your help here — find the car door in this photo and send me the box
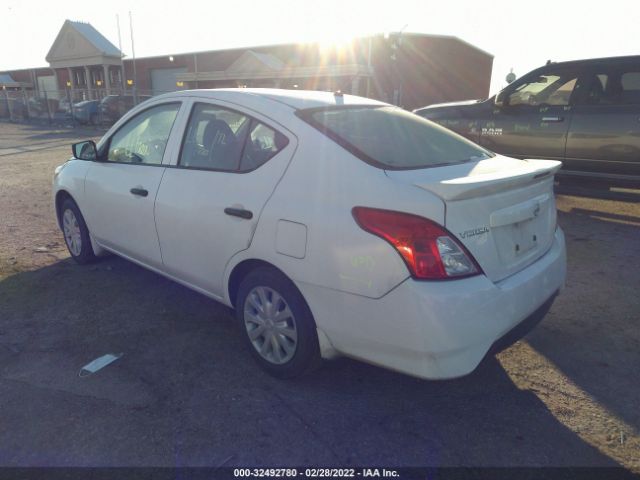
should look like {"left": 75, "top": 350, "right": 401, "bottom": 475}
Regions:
{"left": 154, "top": 99, "right": 296, "bottom": 298}
{"left": 83, "top": 102, "right": 184, "bottom": 267}
{"left": 480, "top": 67, "right": 583, "bottom": 159}
{"left": 564, "top": 62, "right": 640, "bottom": 178}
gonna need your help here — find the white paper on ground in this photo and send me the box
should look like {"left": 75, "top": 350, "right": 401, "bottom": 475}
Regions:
{"left": 78, "top": 353, "right": 123, "bottom": 377}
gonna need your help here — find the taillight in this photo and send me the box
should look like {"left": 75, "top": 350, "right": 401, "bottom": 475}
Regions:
{"left": 352, "top": 207, "right": 481, "bottom": 280}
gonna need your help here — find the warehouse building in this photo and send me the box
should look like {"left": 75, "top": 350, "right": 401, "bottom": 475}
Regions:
{"left": 1, "top": 20, "right": 493, "bottom": 112}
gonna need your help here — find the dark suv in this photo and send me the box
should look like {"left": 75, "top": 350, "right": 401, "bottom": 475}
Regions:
{"left": 415, "top": 56, "right": 640, "bottom": 187}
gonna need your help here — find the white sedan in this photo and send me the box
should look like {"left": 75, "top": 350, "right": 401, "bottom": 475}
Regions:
{"left": 53, "top": 89, "right": 566, "bottom": 380}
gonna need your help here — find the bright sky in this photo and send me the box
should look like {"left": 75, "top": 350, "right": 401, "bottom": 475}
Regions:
{"left": 2, "top": 0, "right": 639, "bottom": 96}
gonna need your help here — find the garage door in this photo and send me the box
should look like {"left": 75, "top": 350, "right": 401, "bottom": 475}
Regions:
{"left": 150, "top": 67, "right": 188, "bottom": 95}
{"left": 38, "top": 75, "right": 58, "bottom": 99}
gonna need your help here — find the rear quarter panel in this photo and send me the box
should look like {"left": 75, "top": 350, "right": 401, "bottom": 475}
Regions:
{"left": 225, "top": 119, "right": 447, "bottom": 301}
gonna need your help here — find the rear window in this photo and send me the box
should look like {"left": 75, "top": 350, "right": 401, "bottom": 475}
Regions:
{"left": 300, "top": 106, "right": 493, "bottom": 170}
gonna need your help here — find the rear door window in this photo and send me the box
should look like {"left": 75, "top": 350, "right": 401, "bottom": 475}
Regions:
{"left": 240, "top": 121, "right": 289, "bottom": 171}
{"left": 180, "top": 102, "right": 288, "bottom": 172}
{"left": 300, "top": 106, "right": 492, "bottom": 170}
{"left": 620, "top": 72, "right": 640, "bottom": 104}
{"left": 580, "top": 66, "right": 640, "bottom": 105}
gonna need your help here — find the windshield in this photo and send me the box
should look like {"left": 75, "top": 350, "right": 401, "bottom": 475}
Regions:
{"left": 300, "top": 106, "right": 493, "bottom": 170}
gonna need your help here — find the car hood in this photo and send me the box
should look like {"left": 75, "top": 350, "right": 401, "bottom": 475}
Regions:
{"left": 415, "top": 99, "right": 483, "bottom": 111}
{"left": 414, "top": 98, "right": 492, "bottom": 119}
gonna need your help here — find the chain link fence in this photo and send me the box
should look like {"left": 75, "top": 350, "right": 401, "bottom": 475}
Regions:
{"left": 0, "top": 87, "right": 162, "bottom": 126}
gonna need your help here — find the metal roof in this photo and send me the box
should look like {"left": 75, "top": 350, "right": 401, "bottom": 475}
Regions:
{"left": 0, "top": 73, "right": 29, "bottom": 87}
{"left": 68, "top": 21, "right": 121, "bottom": 57}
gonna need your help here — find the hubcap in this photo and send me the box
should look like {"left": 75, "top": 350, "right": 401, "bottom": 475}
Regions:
{"left": 244, "top": 286, "right": 297, "bottom": 365}
{"left": 62, "top": 208, "right": 82, "bottom": 257}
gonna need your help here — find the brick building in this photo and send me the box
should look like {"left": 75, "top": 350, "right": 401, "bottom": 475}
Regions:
{"left": 1, "top": 20, "right": 493, "bottom": 111}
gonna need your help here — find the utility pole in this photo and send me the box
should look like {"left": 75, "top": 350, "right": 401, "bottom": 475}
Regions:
{"left": 366, "top": 35, "right": 372, "bottom": 98}
{"left": 394, "top": 24, "right": 408, "bottom": 107}
{"left": 129, "top": 11, "right": 138, "bottom": 103}
{"left": 117, "top": 14, "right": 125, "bottom": 95}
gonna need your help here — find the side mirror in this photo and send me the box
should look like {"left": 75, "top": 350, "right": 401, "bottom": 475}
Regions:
{"left": 72, "top": 140, "right": 98, "bottom": 161}
{"left": 494, "top": 90, "right": 508, "bottom": 108}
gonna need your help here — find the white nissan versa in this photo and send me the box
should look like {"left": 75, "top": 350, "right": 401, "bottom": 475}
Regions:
{"left": 53, "top": 89, "right": 566, "bottom": 380}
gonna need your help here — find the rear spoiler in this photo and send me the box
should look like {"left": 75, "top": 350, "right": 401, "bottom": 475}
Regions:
{"left": 409, "top": 159, "right": 562, "bottom": 202}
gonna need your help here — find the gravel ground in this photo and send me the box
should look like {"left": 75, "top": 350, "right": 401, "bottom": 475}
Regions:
{"left": 0, "top": 122, "right": 638, "bottom": 470}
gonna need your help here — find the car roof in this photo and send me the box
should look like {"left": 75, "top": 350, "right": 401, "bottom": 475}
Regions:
{"left": 540, "top": 55, "right": 640, "bottom": 69}
{"left": 154, "top": 88, "right": 388, "bottom": 110}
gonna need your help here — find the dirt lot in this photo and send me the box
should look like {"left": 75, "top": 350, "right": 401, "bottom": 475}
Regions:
{"left": 0, "top": 122, "right": 638, "bottom": 470}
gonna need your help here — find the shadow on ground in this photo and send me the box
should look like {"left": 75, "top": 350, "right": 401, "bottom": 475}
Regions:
{"left": 0, "top": 254, "right": 624, "bottom": 468}
{"left": 555, "top": 184, "right": 640, "bottom": 204}
{"left": 0, "top": 120, "right": 106, "bottom": 145}
{"left": 523, "top": 207, "right": 640, "bottom": 436}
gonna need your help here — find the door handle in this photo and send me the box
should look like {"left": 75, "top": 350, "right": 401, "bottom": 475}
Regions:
{"left": 224, "top": 207, "right": 253, "bottom": 219}
{"left": 130, "top": 187, "right": 149, "bottom": 197}
{"left": 541, "top": 116, "right": 564, "bottom": 122}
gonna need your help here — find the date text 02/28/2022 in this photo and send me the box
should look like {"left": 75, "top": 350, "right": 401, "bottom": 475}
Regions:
{"left": 233, "top": 468, "right": 399, "bottom": 478}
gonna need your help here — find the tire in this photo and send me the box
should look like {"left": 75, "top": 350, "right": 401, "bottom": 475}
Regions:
{"left": 236, "top": 267, "right": 321, "bottom": 378}
{"left": 60, "top": 198, "right": 97, "bottom": 264}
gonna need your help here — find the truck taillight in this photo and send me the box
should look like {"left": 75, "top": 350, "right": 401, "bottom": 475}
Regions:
{"left": 352, "top": 207, "right": 481, "bottom": 280}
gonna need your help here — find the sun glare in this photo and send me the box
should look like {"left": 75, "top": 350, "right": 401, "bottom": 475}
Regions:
{"left": 317, "top": 35, "right": 358, "bottom": 53}
{"left": 313, "top": 17, "right": 373, "bottom": 53}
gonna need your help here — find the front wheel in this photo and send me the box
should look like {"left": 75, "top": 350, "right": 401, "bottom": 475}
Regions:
{"left": 236, "top": 267, "right": 321, "bottom": 378}
{"left": 60, "top": 198, "right": 96, "bottom": 264}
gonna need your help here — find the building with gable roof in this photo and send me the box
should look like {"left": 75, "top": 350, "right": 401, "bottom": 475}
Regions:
{"left": 1, "top": 20, "right": 493, "bottom": 112}
{"left": 46, "top": 19, "right": 125, "bottom": 96}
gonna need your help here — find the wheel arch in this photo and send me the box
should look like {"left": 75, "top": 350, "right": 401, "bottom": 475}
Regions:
{"left": 227, "top": 257, "right": 339, "bottom": 361}
{"left": 54, "top": 189, "right": 75, "bottom": 229}
{"left": 227, "top": 258, "right": 288, "bottom": 309}
{"left": 55, "top": 189, "right": 106, "bottom": 257}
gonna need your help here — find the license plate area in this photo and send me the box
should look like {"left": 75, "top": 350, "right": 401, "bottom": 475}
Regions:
{"left": 512, "top": 220, "right": 539, "bottom": 256}
{"left": 494, "top": 216, "right": 544, "bottom": 264}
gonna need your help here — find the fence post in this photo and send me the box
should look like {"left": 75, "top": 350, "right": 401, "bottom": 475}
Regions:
{"left": 23, "top": 88, "right": 30, "bottom": 120}
{"left": 67, "top": 88, "right": 75, "bottom": 126}
{"left": 5, "top": 89, "right": 14, "bottom": 121}
{"left": 97, "top": 89, "right": 103, "bottom": 126}
{"left": 44, "top": 90, "right": 52, "bottom": 125}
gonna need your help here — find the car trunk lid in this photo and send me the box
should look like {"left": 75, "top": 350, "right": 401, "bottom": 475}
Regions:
{"left": 385, "top": 156, "right": 561, "bottom": 282}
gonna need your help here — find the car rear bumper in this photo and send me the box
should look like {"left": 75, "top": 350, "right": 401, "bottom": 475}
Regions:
{"left": 300, "top": 227, "right": 566, "bottom": 379}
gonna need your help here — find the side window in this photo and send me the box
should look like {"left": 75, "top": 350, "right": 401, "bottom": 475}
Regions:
{"left": 108, "top": 103, "right": 180, "bottom": 164}
{"left": 180, "top": 103, "right": 250, "bottom": 171}
{"left": 583, "top": 68, "right": 640, "bottom": 106}
{"left": 620, "top": 72, "right": 640, "bottom": 104}
{"left": 180, "top": 102, "right": 288, "bottom": 172}
{"left": 508, "top": 71, "right": 578, "bottom": 107}
{"left": 240, "top": 121, "right": 289, "bottom": 171}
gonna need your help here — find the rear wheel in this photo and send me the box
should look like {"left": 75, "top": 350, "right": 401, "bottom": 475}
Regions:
{"left": 236, "top": 267, "right": 321, "bottom": 378}
{"left": 60, "top": 198, "right": 96, "bottom": 264}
